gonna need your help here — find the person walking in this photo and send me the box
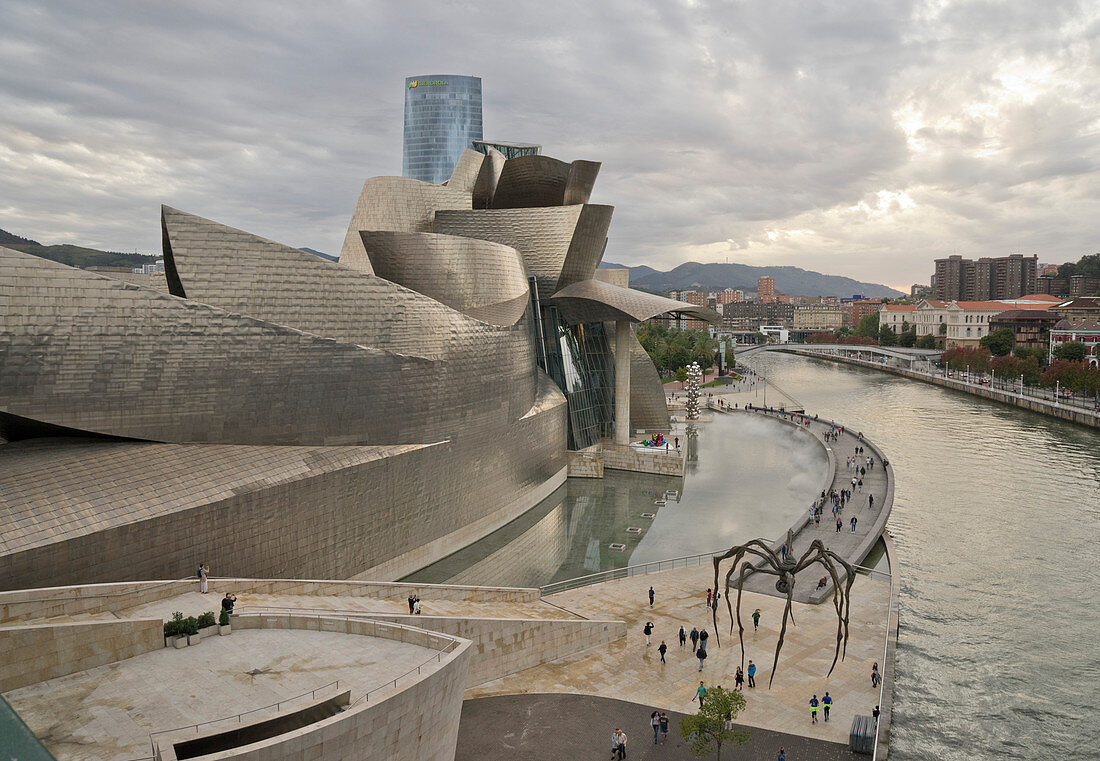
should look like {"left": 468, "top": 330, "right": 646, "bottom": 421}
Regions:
{"left": 696, "top": 646, "right": 708, "bottom": 671}
{"left": 822, "top": 692, "right": 833, "bottom": 721}
{"left": 777, "top": 747, "right": 787, "bottom": 761}
{"left": 413, "top": 597, "right": 421, "bottom": 615}
{"left": 851, "top": 515, "right": 858, "bottom": 533}
{"left": 735, "top": 666, "right": 744, "bottom": 690}
{"left": 836, "top": 517, "right": 843, "bottom": 533}
{"left": 747, "top": 660, "right": 756, "bottom": 688}
{"left": 809, "top": 694, "right": 820, "bottom": 724}
{"left": 694, "top": 681, "right": 708, "bottom": 706}
{"left": 199, "top": 564, "right": 209, "bottom": 594}
{"left": 408, "top": 594, "right": 415, "bottom": 614}
{"left": 698, "top": 628, "right": 709, "bottom": 652}
{"left": 706, "top": 588, "right": 712, "bottom": 608}
{"left": 644, "top": 621, "right": 654, "bottom": 647}
{"left": 869, "top": 493, "right": 875, "bottom": 509}
{"left": 612, "top": 728, "right": 627, "bottom": 760}
{"left": 651, "top": 711, "right": 660, "bottom": 744}
{"left": 690, "top": 627, "right": 699, "bottom": 651}
{"left": 871, "top": 662, "right": 881, "bottom": 688}
{"left": 648, "top": 586, "right": 655, "bottom": 607}
{"left": 658, "top": 641, "right": 668, "bottom": 664}
{"left": 658, "top": 713, "right": 669, "bottom": 744}
{"left": 679, "top": 625, "right": 687, "bottom": 647}
{"left": 752, "top": 609, "right": 761, "bottom": 631}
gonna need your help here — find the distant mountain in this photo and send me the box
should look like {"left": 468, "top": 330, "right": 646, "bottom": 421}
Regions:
{"left": 601, "top": 261, "right": 904, "bottom": 298}
{"left": 0, "top": 227, "right": 156, "bottom": 269}
{"left": 300, "top": 247, "right": 338, "bottom": 262}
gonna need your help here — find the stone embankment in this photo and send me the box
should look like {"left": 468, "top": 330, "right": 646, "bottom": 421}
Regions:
{"left": 784, "top": 348, "right": 1100, "bottom": 429}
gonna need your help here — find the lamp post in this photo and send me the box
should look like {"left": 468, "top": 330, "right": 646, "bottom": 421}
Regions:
{"left": 966, "top": 364, "right": 970, "bottom": 384}
{"left": 991, "top": 368, "right": 995, "bottom": 390}
{"left": 1055, "top": 380, "right": 1060, "bottom": 405}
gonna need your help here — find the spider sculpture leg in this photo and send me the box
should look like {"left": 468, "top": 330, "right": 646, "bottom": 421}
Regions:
{"left": 768, "top": 569, "right": 797, "bottom": 689}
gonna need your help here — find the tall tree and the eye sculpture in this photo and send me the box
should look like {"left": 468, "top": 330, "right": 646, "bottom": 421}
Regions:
{"left": 711, "top": 529, "right": 856, "bottom": 688}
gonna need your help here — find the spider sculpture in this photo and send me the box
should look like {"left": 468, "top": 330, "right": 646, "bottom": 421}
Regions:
{"left": 710, "top": 532, "right": 856, "bottom": 688}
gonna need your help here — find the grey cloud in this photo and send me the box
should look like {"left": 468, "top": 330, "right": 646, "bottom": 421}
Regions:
{"left": 1, "top": 0, "right": 1098, "bottom": 288}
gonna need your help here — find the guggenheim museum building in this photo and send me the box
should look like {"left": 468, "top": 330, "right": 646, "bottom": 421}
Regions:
{"left": 0, "top": 148, "right": 715, "bottom": 591}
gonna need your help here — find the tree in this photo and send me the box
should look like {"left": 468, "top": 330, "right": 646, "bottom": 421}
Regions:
{"left": 1053, "top": 341, "right": 1088, "bottom": 363}
{"left": 938, "top": 322, "right": 947, "bottom": 336}
{"left": 991, "top": 354, "right": 1042, "bottom": 385}
{"left": 1013, "top": 345, "right": 1049, "bottom": 368}
{"left": 942, "top": 346, "right": 992, "bottom": 373}
{"left": 675, "top": 366, "right": 688, "bottom": 384}
{"left": 680, "top": 686, "right": 750, "bottom": 761}
{"left": 897, "top": 328, "right": 917, "bottom": 347}
{"left": 855, "top": 313, "right": 879, "bottom": 338}
{"left": 878, "top": 324, "right": 898, "bottom": 346}
{"left": 915, "top": 334, "right": 937, "bottom": 349}
{"left": 979, "top": 327, "right": 1014, "bottom": 357}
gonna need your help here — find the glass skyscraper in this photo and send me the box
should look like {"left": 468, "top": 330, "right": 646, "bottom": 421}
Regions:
{"left": 403, "top": 75, "right": 483, "bottom": 183}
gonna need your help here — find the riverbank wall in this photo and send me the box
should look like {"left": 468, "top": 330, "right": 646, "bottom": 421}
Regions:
{"left": 783, "top": 349, "right": 1100, "bottom": 429}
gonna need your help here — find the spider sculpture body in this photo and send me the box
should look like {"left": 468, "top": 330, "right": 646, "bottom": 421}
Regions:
{"left": 711, "top": 532, "right": 855, "bottom": 688}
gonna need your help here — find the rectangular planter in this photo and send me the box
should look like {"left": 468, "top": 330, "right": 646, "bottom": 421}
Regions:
{"left": 198, "top": 625, "right": 218, "bottom": 640}
{"left": 172, "top": 635, "right": 188, "bottom": 649}
{"left": 218, "top": 624, "right": 232, "bottom": 635}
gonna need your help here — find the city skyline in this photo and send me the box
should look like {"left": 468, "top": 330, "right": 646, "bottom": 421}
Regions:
{"left": 2, "top": 2, "right": 1098, "bottom": 289}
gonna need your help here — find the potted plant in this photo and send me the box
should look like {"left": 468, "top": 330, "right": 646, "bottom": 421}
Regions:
{"left": 218, "top": 609, "right": 232, "bottom": 635}
{"left": 197, "top": 611, "right": 218, "bottom": 640}
{"left": 166, "top": 611, "right": 188, "bottom": 648}
{"left": 184, "top": 615, "right": 201, "bottom": 645}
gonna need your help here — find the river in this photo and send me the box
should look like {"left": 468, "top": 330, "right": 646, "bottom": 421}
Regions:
{"left": 743, "top": 351, "right": 1100, "bottom": 761}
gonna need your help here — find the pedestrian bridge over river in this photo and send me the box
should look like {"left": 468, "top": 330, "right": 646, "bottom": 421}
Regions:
{"left": 734, "top": 342, "right": 942, "bottom": 369}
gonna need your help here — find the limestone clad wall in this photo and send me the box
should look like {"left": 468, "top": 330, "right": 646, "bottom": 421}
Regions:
{"left": 356, "top": 614, "right": 627, "bottom": 687}
{"left": 0, "top": 618, "right": 162, "bottom": 692}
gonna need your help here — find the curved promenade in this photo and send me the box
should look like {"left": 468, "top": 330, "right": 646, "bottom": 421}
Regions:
{"left": 707, "top": 403, "right": 894, "bottom": 604}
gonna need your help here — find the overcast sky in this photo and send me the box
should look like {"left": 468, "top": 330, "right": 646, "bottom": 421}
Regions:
{"left": 2, "top": 1, "right": 1098, "bottom": 289}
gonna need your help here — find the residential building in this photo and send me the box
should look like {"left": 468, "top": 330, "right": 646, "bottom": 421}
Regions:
{"left": 1037, "top": 275, "right": 1100, "bottom": 297}
{"left": 1052, "top": 296, "right": 1100, "bottom": 323}
{"left": 403, "top": 75, "right": 483, "bottom": 183}
{"left": 757, "top": 276, "right": 775, "bottom": 304}
{"left": 794, "top": 303, "right": 844, "bottom": 332}
{"left": 1049, "top": 320, "right": 1100, "bottom": 366}
{"left": 722, "top": 301, "right": 794, "bottom": 332}
{"left": 933, "top": 254, "right": 1038, "bottom": 301}
{"left": 988, "top": 310, "right": 1063, "bottom": 351}
{"left": 910, "top": 283, "right": 933, "bottom": 299}
{"left": 842, "top": 299, "right": 884, "bottom": 328}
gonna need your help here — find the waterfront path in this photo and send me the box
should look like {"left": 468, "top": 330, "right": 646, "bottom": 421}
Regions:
{"left": 467, "top": 564, "right": 888, "bottom": 745}
{"left": 706, "top": 405, "right": 893, "bottom": 604}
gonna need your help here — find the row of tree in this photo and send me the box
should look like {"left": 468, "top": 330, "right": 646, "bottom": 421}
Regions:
{"left": 941, "top": 343, "right": 1100, "bottom": 392}
{"left": 636, "top": 323, "right": 721, "bottom": 376}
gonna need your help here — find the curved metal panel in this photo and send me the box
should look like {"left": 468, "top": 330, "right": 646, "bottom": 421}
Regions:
{"left": 434, "top": 204, "right": 614, "bottom": 296}
{"left": 628, "top": 333, "right": 671, "bottom": 433}
{"left": 358, "top": 231, "right": 529, "bottom": 327}
{"left": 564, "top": 160, "right": 601, "bottom": 205}
{"left": 447, "top": 149, "right": 486, "bottom": 194}
{"left": 339, "top": 176, "right": 471, "bottom": 269}
{"left": 491, "top": 156, "right": 602, "bottom": 209}
{"left": 549, "top": 278, "right": 721, "bottom": 325}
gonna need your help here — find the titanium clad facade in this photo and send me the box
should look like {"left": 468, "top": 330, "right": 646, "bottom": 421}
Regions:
{"left": 403, "top": 75, "right": 483, "bottom": 184}
{"left": 0, "top": 143, "right": 708, "bottom": 592}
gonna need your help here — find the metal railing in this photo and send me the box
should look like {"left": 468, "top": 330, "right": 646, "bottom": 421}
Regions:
{"left": 146, "top": 610, "right": 460, "bottom": 756}
{"left": 148, "top": 679, "right": 342, "bottom": 756}
{"left": 539, "top": 549, "right": 727, "bottom": 597}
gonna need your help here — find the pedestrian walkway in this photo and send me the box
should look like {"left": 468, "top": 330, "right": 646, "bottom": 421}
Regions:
{"left": 467, "top": 564, "right": 888, "bottom": 745}
{"left": 706, "top": 405, "right": 891, "bottom": 604}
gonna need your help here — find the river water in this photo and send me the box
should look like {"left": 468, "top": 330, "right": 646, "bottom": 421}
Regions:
{"left": 744, "top": 352, "right": 1100, "bottom": 761}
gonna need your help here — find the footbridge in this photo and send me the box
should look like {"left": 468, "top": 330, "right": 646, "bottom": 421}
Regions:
{"left": 733, "top": 342, "right": 942, "bottom": 369}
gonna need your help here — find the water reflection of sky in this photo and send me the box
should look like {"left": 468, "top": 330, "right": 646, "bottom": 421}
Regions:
{"left": 405, "top": 412, "right": 827, "bottom": 587}
{"left": 630, "top": 413, "right": 829, "bottom": 564}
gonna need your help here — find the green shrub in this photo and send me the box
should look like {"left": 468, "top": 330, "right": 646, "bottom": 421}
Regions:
{"left": 164, "top": 611, "right": 186, "bottom": 638}
{"left": 197, "top": 611, "right": 216, "bottom": 628}
{"left": 219, "top": 609, "right": 231, "bottom": 627}
{"left": 183, "top": 616, "right": 200, "bottom": 636}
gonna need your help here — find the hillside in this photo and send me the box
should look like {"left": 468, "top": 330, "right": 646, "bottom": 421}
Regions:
{"left": 0, "top": 228, "right": 156, "bottom": 269}
{"left": 601, "top": 261, "right": 904, "bottom": 298}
